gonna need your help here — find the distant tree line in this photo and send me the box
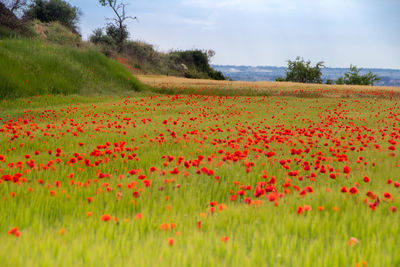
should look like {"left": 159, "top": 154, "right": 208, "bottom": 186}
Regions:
{"left": 276, "top": 57, "right": 380, "bottom": 86}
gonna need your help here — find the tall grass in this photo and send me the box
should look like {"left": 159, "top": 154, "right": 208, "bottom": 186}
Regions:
{"left": 0, "top": 95, "right": 399, "bottom": 266}
{"left": 0, "top": 38, "right": 147, "bottom": 99}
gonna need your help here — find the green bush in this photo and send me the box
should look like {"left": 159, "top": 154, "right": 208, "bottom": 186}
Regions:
{"left": 336, "top": 65, "right": 380, "bottom": 85}
{"left": 170, "top": 50, "right": 226, "bottom": 80}
{"left": 283, "top": 57, "right": 324, "bottom": 84}
{"left": 325, "top": 79, "right": 334, "bottom": 85}
{"left": 24, "top": 0, "right": 81, "bottom": 33}
{"left": 89, "top": 24, "right": 129, "bottom": 47}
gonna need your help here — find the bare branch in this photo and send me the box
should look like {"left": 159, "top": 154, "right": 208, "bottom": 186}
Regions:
{"left": 98, "top": 0, "right": 138, "bottom": 52}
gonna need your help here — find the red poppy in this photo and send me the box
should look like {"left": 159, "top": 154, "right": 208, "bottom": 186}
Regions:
{"left": 384, "top": 192, "right": 392, "bottom": 199}
{"left": 101, "top": 214, "right": 112, "bottom": 222}
{"left": 343, "top": 166, "right": 351, "bottom": 174}
{"left": 389, "top": 206, "right": 397, "bottom": 213}
{"left": 221, "top": 236, "right": 229, "bottom": 243}
{"left": 8, "top": 227, "right": 20, "bottom": 237}
{"left": 349, "top": 187, "right": 358, "bottom": 194}
{"left": 297, "top": 206, "right": 304, "bottom": 215}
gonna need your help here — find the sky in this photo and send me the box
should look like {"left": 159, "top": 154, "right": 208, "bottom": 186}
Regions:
{"left": 69, "top": 0, "right": 400, "bottom": 69}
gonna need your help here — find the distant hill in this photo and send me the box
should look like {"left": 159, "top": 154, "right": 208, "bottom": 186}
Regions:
{"left": 213, "top": 65, "right": 400, "bottom": 87}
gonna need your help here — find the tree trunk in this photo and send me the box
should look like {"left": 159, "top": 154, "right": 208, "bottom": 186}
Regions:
{"left": 118, "top": 21, "right": 123, "bottom": 53}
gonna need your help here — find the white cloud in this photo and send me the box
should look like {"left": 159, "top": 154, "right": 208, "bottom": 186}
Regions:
{"left": 180, "top": 0, "right": 268, "bottom": 11}
{"left": 174, "top": 18, "right": 215, "bottom": 31}
{"left": 180, "top": 0, "right": 356, "bottom": 14}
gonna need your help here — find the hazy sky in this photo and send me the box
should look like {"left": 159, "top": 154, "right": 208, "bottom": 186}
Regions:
{"left": 69, "top": 0, "right": 400, "bottom": 69}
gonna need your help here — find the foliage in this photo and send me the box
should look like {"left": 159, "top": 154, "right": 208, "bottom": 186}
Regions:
{"left": 24, "top": 0, "right": 81, "bottom": 33}
{"left": 89, "top": 24, "right": 129, "bottom": 47}
{"left": 105, "top": 23, "right": 128, "bottom": 43}
{"left": 90, "top": 28, "right": 113, "bottom": 46}
{"left": 336, "top": 76, "right": 344, "bottom": 85}
{"left": 325, "top": 79, "right": 334, "bottom": 85}
{"left": 170, "top": 50, "right": 226, "bottom": 80}
{"left": 336, "top": 65, "right": 380, "bottom": 86}
{"left": 283, "top": 57, "right": 324, "bottom": 84}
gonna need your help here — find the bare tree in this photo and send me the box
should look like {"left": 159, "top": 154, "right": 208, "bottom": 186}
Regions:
{"left": 98, "top": 0, "right": 137, "bottom": 53}
{"left": 2, "top": 0, "right": 28, "bottom": 15}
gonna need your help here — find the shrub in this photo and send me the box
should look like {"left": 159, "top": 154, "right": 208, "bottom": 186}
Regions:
{"left": 283, "top": 57, "right": 324, "bottom": 84}
{"left": 89, "top": 24, "right": 129, "bottom": 47}
{"left": 170, "top": 50, "right": 226, "bottom": 80}
{"left": 325, "top": 79, "right": 334, "bottom": 85}
{"left": 90, "top": 28, "right": 114, "bottom": 46}
{"left": 24, "top": 0, "right": 81, "bottom": 33}
{"left": 336, "top": 65, "right": 380, "bottom": 86}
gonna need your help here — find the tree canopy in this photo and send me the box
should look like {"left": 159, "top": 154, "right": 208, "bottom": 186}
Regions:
{"left": 277, "top": 57, "right": 324, "bottom": 84}
{"left": 336, "top": 65, "right": 380, "bottom": 86}
{"left": 24, "top": 0, "right": 80, "bottom": 32}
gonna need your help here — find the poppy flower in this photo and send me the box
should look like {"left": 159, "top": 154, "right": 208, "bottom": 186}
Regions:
{"left": 348, "top": 237, "right": 359, "bottom": 247}
{"left": 383, "top": 192, "right": 392, "bottom": 199}
{"left": 343, "top": 166, "right": 351, "bottom": 174}
{"left": 8, "top": 227, "right": 20, "bottom": 237}
{"left": 209, "top": 201, "right": 218, "bottom": 207}
{"left": 304, "top": 205, "right": 312, "bottom": 211}
{"left": 101, "top": 214, "right": 112, "bottom": 222}
{"left": 221, "top": 236, "right": 229, "bottom": 243}
{"left": 160, "top": 223, "right": 169, "bottom": 231}
{"left": 349, "top": 187, "right": 358, "bottom": 194}
{"left": 297, "top": 206, "right": 304, "bottom": 215}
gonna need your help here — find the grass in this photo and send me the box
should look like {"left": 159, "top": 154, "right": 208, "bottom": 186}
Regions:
{"left": 0, "top": 38, "right": 147, "bottom": 99}
{"left": 0, "top": 92, "right": 399, "bottom": 266}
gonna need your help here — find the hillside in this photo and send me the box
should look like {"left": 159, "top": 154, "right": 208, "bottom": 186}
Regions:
{"left": 0, "top": 10, "right": 225, "bottom": 99}
{"left": 103, "top": 41, "right": 226, "bottom": 80}
{"left": 0, "top": 37, "right": 147, "bottom": 99}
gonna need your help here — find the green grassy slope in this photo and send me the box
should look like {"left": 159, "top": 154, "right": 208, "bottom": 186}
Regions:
{"left": 0, "top": 38, "right": 147, "bottom": 99}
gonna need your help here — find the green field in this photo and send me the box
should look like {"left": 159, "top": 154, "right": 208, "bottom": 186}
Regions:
{"left": 0, "top": 92, "right": 399, "bottom": 267}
